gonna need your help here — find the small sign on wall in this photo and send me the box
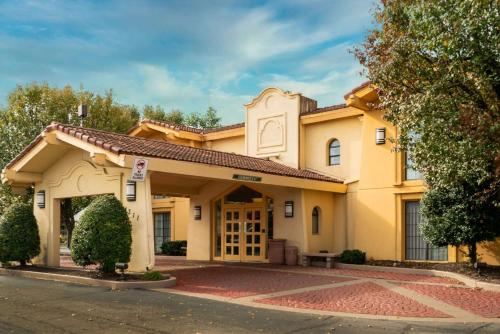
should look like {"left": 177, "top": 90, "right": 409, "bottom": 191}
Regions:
{"left": 233, "top": 174, "right": 262, "bottom": 182}
{"left": 131, "top": 158, "right": 149, "bottom": 181}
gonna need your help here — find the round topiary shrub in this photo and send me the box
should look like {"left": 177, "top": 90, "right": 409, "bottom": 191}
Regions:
{"left": 161, "top": 240, "right": 187, "bottom": 256}
{"left": 0, "top": 201, "right": 40, "bottom": 266}
{"left": 71, "top": 194, "right": 132, "bottom": 273}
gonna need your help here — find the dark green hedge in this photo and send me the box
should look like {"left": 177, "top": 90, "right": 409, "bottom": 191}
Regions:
{"left": 141, "top": 271, "right": 164, "bottom": 281}
{"left": 0, "top": 202, "right": 40, "bottom": 265}
{"left": 161, "top": 240, "right": 187, "bottom": 256}
{"left": 71, "top": 195, "right": 131, "bottom": 273}
{"left": 340, "top": 249, "right": 366, "bottom": 264}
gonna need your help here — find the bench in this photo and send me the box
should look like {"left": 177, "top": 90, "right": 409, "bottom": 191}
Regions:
{"left": 301, "top": 252, "right": 338, "bottom": 269}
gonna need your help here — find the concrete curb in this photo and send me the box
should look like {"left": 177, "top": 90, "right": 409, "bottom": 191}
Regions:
{"left": 0, "top": 268, "right": 177, "bottom": 290}
{"left": 334, "top": 263, "right": 500, "bottom": 292}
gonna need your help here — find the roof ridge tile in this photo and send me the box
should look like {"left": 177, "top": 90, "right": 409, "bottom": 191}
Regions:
{"left": 5, "top": 123, "right": 343, "bottom": 184}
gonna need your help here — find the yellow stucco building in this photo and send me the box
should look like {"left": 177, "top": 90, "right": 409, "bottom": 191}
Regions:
{"left": 2, "top": 82, "right": 499, "bottom": 271}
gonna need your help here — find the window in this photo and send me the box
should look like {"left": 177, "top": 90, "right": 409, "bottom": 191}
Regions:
{"left": 224, "top": 185, "right": 263, "bottom": 204}
{"left": 328, "top": 139, "right": 340, "bottom": 165}
{"left": 312, "top": 207, "right": 320, "bottom": 234}
{"left": 405, "top": 151, "right": 422, "bottom": 180}
{"left": 405, "top": 201, "right": 447, "bottom": 261}
{"left": 154, "top": 212, "right": 171, "bottom": 254}
{"left": 405, "top": 132, "right": 422, "bottom": 180}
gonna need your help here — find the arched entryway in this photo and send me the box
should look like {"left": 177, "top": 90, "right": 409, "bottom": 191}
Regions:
{"left": 212, "top": 185, "right": 273, "bottom": 262}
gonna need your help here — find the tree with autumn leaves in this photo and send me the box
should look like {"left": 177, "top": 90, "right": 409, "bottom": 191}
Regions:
{"left": 355, "top": 0, "right": 500, "bottom": 264}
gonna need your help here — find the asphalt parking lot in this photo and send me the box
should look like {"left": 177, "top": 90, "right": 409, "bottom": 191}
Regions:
{"left": 0, "top": 275, "right": 499, "bottom": 334}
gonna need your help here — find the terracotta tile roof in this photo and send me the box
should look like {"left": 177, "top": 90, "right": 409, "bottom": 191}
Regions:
{"left": 6, "top": 123, "right": 342, "bottom": 184}
{"left": 300, "top": 103, "right": 347, "bottom": 116}
{"left": 127, "top": 119, "right": 245, "bottom": 135}
{"left": 203, "top": 122, "right": 245, "bottom": 133}
{"left": 343, "top": 81, "right": 372, "bottom": 99}
{"left": 5, "top": 135, "right": 45, "bottom": 169}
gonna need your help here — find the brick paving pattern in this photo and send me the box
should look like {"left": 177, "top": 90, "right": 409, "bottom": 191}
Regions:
{"left": 399, "top": 283, "right": 500, "bottom": 318}
{"left": 257, "top": 281, "right": 450, "bottom": 318}
{"left": 59, "top": 256, "right": 500, "bottom": 320}
{"left": 330, "top": 268, "right": 461, "bottom": 284}
{"left": 243, "top": 264, "right": 461, "bottom": 284}
{"left": 169, "top": 266, "right": 355, "bottom": 298}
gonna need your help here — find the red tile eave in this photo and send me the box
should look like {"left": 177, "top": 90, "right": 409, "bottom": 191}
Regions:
{"left": 5, "top": 123, "right": 343, "bottom": 184}
{"left": 300, "top": 103, "right": 348, "bottom": 116}
{"left": 4, "top": 135, "right": 44, "bottom": 169}
{"left": 343, "top": 80, "right": 372, "bottom": 99}
{"left": 126, "top": 119, "right": 245, "bottom": 136}
{"left": 203, "top": 122, "right": 245, "bottom": 133}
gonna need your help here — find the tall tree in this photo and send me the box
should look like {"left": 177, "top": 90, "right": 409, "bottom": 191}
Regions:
{"left": 142, "top": 105, "right": 221, "bottom": 129}
{"left": 355, "top": 0, "right": 500, "bottom": 264}
{"left": 143, "top": 105, "right": 185, "bottom": 125}
{"left": 184, "top": 106, "right": 222, "bottom": 128}
{"left": 199, "top": 106, "right": 222, "bottom": 129}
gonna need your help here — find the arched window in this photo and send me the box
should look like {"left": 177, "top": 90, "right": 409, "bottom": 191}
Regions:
{"left": 312, "top": 207, "right": 320, "bottom": 235}
{"left": 329, "top": 139, "right": 340, "bottom": 165}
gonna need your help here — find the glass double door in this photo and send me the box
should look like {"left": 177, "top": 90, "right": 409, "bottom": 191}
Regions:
{"left": 223, "top": 206, "right": 266, "bottom": 261}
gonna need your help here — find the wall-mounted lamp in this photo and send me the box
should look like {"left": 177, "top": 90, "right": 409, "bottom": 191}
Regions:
{"left": 126, "top": 180, "right": 136, "bottom": 201}
{"left": 36, "top": 190, "right": 45, "bottom": 209}
{"left": 194, "top": 205, "right": 202, "bottom": 220}
{"left": 285, "top": 201, "right": 294, "bottom": 218}
{"left": 376, "top": 127, "right": 386, "bottom": 145}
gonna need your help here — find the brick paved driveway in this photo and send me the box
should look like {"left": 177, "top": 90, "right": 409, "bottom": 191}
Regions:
{"left": 60, "top": 256, "right": 500, "bottom": 321}
{"left": 158, "top": 260, "right": 500, "bottom": 322}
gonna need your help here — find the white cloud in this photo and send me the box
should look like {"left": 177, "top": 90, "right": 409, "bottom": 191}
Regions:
{"left": 0, "top": 0, "right": 376, "bottom": 122}
{"left": 262, "top": 66, "right": 366, "bottom": 106}
{"left": 301, "top": 43, "right": 360, "bottom": 73}
{"left": 135, "top": 64, "right": 203, "bottom": 102}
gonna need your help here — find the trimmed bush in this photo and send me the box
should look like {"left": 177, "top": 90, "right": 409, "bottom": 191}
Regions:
{"left": 71, "top": 195, "right": 132, "bottom": 273}
{"left": 0, "top": 202, "right": 40, "bottom": 266}
{"left": 340, "top": 249, "right": 366, "bottom": 264}
{"left": 161, "top": 240, "right": 187, "bottom": 256}
{"left": 141, "top": 270, "right": 164, "bottom": 281}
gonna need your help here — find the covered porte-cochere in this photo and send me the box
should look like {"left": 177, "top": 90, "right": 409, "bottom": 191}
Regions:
{"left": 1, "top": 123, "right": 346, "bottom": 271}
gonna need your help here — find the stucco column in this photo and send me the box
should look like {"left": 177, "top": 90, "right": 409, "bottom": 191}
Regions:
{"left": 47, "top": 197, "right": 61, "bottom": 267}
{"left": 33, "top": 185, "right": 49, "bottom": 266}
{"left": 122, "top": 174, "right": 155, "bottom": 272}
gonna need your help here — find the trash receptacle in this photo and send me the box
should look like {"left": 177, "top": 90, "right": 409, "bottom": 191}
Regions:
{"left": 268, "top": 239, "right": 286, "bottom": 264}
{"left": 285, "top": 246, "right": 298, "bottom": 266}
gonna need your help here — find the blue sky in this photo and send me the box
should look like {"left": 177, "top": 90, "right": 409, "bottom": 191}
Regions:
{"left": 0, "top": 0, "right": 375, "bottom": 124}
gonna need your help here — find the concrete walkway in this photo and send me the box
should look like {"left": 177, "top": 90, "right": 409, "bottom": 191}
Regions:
{"left": 153, "top": 259, "right": 500, "bottom": 323}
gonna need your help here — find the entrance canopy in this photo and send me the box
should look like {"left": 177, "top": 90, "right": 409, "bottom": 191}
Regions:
{"left": 2, "top": 123, "right": 346, "bottom": 194}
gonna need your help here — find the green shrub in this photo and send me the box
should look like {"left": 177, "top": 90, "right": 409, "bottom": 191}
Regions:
{"left": 71, "top": 195, "right": 131, "bottom": 273}
{"left": 0, "top": 202, "right": 40, "bottom": 266}
{"left": 340, "top": 249, "right": 366, "bottom": 264}
{"left": 161, "top": 240, "right": 187, "bottom": 256}
{"left": 141, "top": 270, "right": 164, "bottom": 281}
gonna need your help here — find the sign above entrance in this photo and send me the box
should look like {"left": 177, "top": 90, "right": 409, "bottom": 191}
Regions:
{"left": 131, "top": 157, "right": 149, "bottom": 181}
{"left": 232, "top": 174, "right": 262, "bottom": 182}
